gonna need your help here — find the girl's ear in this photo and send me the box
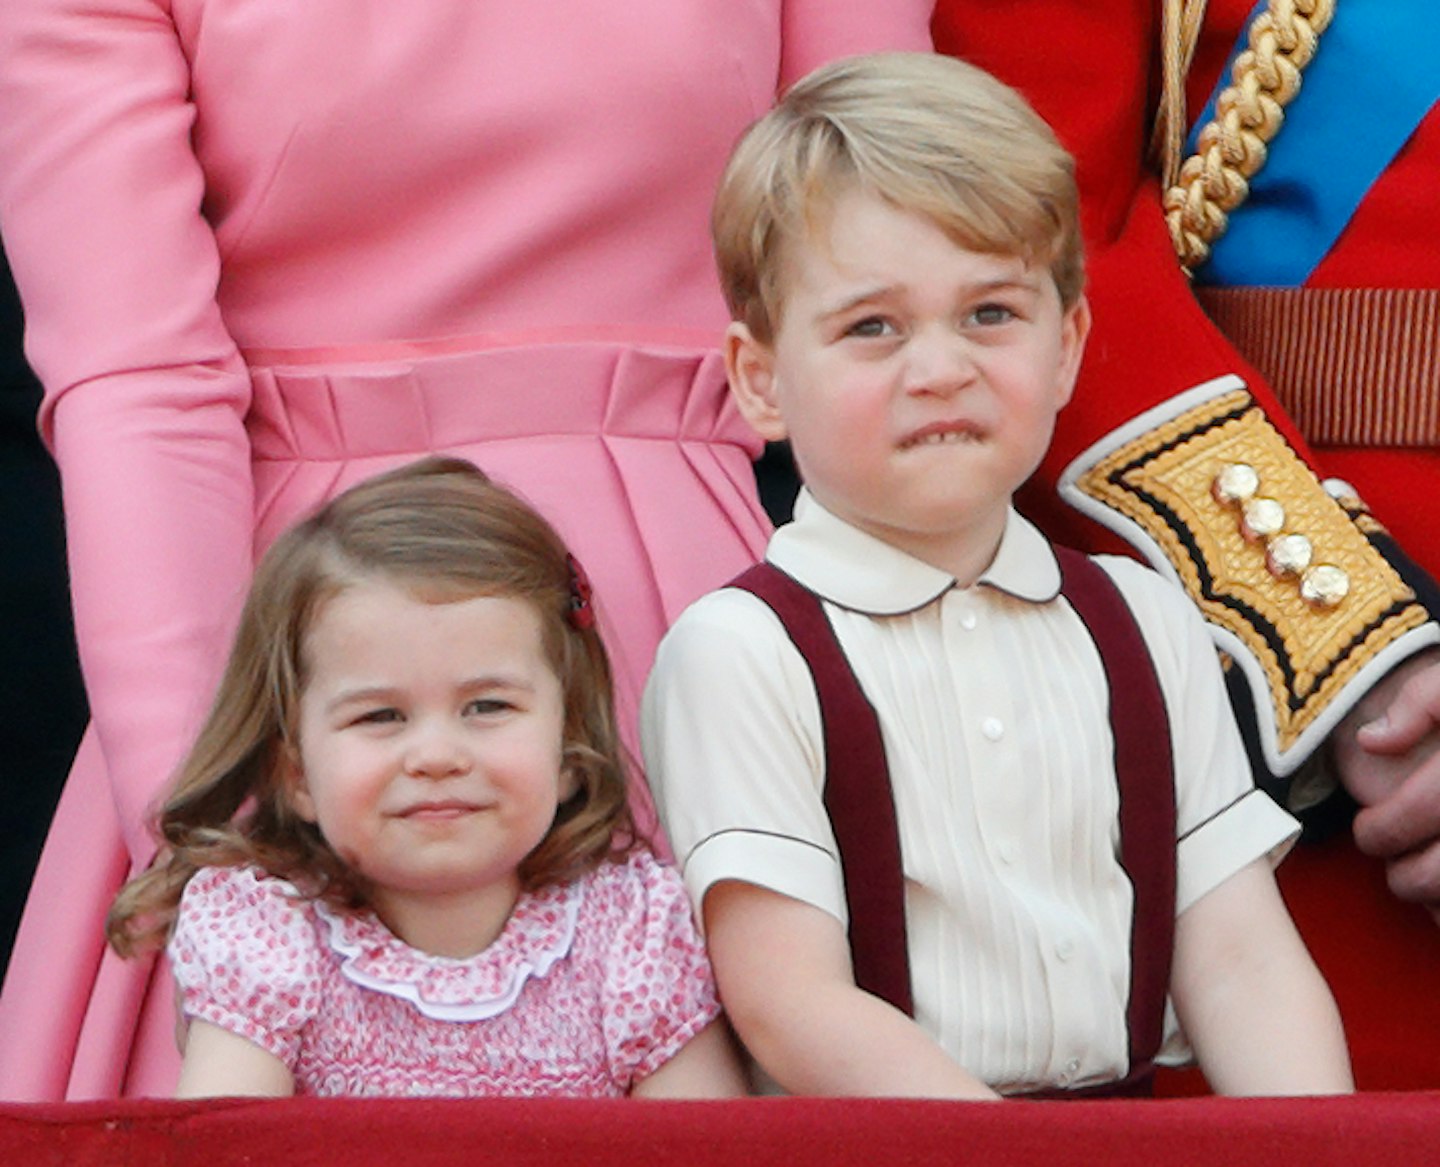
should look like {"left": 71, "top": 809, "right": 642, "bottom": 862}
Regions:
{"left": 278, "top": 743, "right": 318, "bottom": 823}
{"left": 724, "top": 321, "right": 788, "bottom": 442}
{"left": 558, "top": 747, "right": 583, "bottom": 805}
{"left": 559, "top": 766, "right": 581, "bottom": 806}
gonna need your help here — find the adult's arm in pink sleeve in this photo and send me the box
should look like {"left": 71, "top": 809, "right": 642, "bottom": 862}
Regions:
{"left": 0, "top": 0, "right": 257, "bottom": 866}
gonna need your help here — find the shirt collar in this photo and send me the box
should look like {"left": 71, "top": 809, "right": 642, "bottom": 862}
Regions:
{"left": 765, "top": 490, "right": 1061, "bottom": 615}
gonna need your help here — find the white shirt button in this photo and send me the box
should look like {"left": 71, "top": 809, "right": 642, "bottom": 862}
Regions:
{"left": 958, "top": 608, "right": 978, "bottom": 631}
{"left": 997, "top": 841, "right": 1019, "bottom": 866}
{"left": 981, "top": 717, "right": 1004, "bottom": 741}
{"left": 1055, "top": 938, "right": 1075, "bottom": 961}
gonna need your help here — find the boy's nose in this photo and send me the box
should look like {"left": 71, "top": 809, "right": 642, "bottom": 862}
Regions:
{"left": 904, "top": 329, "right": 975, "bottom": 397}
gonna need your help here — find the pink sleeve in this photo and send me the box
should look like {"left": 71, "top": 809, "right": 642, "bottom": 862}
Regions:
{"left": 0, "top": 0, "right": 256, "bottom": 864}
{"left": 168, "top": 867, "right": 321, "bottom": 1066}
{"left": 599, "top": 853, "right": 723, "bottom": 1089}
{"left": 779, "top": 0, "right": 934, "bottom": 90}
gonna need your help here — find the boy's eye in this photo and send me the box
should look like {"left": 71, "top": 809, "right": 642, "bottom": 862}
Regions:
{"left": 967, "top": 303, "right": 1018, "bottom": 327}
{"left": 844, "top": 315, "right": 896, "bottom": 339}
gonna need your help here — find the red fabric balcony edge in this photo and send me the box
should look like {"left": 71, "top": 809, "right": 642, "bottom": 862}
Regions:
{"left": 2, "top": 1092, "right": 1437, "bottom": 1167}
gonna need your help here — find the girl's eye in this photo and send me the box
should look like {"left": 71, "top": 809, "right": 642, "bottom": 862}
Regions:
{"left": 968, "top": 303, "right": 1018, "bottom": 327}
{"left": 465, "top": 698, "right": 512, "bottom": 716}
{"left": 845, "top": 315, "right": 896, "bottom": 339}
{"left": 354, "top": 708, "right": 401, "bottom": 726}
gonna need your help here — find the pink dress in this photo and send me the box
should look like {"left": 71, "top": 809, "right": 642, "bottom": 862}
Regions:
{"left": 0, "top": 1, "right": 935, "bottom": 1098}
{"left": 169, "top": 853, "right": 717, "bottom": 1097}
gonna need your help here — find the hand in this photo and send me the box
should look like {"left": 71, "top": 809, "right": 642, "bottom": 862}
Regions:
{"left": 1331, "top": 649, "right": 1440, "bottom": 923}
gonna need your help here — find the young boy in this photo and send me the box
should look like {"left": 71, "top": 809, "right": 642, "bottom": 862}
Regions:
{"left": 641, "top": 53, "right": 1353, "bottom": 1100}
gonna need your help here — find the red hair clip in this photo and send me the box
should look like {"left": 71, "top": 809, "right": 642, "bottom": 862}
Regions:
{"left": 566, "top": 553, "right": 595, "bottom": 630}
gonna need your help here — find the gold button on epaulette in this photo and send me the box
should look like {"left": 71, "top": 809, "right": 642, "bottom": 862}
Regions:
{"left": 1212, "top": 462, "right": 1260, "bottom": 504}
{"left": 1067, "top": 384, "right": 1427, "bottom": 763}
{"left": 1266, "top": 533, "right": 1313, "bottom": 577}
{"left": 1240, "top": 496, "right": 1285, "bottom": 541}
{"left": 1300, "top": 565, "right": 1350, "bottom": 608}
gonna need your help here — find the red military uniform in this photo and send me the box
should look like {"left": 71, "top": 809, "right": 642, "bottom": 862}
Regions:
{"left": 934, "top": 0, "right": 1440, "bottom": 1090}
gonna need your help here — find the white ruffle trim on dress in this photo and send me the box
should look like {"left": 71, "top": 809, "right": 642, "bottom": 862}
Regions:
{"left": 314, "top": 880, "right": 584, "bottom": 1022}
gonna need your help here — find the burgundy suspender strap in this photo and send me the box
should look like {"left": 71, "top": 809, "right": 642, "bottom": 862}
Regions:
{"left": 1051, "top": 546, "right": 1177, "bottom": 1094}
{"left": 729, "top": 562, "right": 914, "bottom": 1017}
{"left": 728, "top": 551, "right": 1177, "bottom": 1092}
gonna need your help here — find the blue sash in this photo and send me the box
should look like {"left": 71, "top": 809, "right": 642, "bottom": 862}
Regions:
{"left": 1190, "top": 0, "right": 1440, "bottom": 286}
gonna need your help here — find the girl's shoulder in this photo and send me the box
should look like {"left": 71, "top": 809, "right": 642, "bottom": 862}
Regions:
{"left": 579, "top": 851, "right": 721, "bottom": 1084}
{"left": 169, "top": 866, "right": 328, "bottom": 1049}
{"left": 171, "top": 865, "right": 325, "bottom": 982}
{"left": 178, "top": 864, "right": 316, "bottom": 928}
{"left": 573, "top": 849, "right": 704, "bottom": 961}
{"left": 574, "top": 849, "right": 688, "bottom": 918}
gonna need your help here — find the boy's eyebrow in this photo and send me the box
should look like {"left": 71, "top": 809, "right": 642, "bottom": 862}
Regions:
{"left": 817, "top": 285, "right": 894, "bottom": 317}
{"left": 970, "top": 273, "right": 1046, "bottom": 295}
{"left": 818, "top": 273, "right": 1046, "bottom": 318}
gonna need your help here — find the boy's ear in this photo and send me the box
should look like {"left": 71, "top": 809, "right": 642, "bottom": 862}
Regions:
{"left": 724, "top": 321, "right": 788, "bottom": 442}
{"left": 1053, "top": 293, "right": 1093, "bottom": 410}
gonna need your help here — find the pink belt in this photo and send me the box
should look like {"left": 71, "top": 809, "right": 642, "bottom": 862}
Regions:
{"left": 245, "top": 340, "right": 760, "bottom": 462}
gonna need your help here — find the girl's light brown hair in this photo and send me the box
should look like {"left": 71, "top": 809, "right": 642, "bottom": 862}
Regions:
{"left": 108, "top": 456, "right": 634, "bottom": 956}
{"left": 713, "top": 51, "right": 1084, "bottom": 344}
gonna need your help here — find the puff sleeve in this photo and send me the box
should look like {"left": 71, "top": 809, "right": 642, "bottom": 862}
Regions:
{"left": 168, "top": 866, "right": 323, "bottom": 1066}
{"left": 594, "top": 852, "right": 722, "bottom": 1090}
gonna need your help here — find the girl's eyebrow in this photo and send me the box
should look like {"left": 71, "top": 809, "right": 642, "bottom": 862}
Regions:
{"left": 323, "top": 674, "right": 536, "bottom": 712}
{"left": 323, "top": 685, "right": 403, "bottom": 714}
{"left": 457, "top": 674, "right": 537, "bottom": 695}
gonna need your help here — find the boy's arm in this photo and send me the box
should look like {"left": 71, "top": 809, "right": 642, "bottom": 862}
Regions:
{"left": 1170, "top": 859, "right": 1352, "bottom": 1095}
{"left": 705, "top": 880, "right": 997, "bottom": 1100}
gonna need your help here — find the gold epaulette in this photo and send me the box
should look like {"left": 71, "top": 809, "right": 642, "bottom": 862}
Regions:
{"left": 1060, "top": 375, "right": 1439, "bottom": 775}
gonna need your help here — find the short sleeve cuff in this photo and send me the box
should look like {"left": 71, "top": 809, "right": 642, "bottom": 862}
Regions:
{"left": 684, "top": 830, "right": 848, "bottom": 929}
{"left": 1176, "top": 789, "right": 1300, "bottom": 915}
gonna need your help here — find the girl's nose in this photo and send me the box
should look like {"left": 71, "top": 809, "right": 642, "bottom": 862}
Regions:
{"left": 403, "top": 723, "right": 472, "bottom": 779}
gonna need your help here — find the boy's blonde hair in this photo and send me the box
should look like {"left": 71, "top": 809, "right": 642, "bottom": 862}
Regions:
{"left": 108, "top": 457, "right": 635, "bottom": 955}
{"left": 713, "top": 52, "right": 1084, "bottom": 343}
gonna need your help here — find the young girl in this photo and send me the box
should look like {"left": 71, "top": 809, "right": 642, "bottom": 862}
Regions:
{"left": 107, "top": 457, "right": 744, "bottom": 1099}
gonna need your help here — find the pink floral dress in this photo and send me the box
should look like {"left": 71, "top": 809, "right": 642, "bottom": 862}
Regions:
{"left": 169, "top": 851, "right": 717, "bottom": 1096}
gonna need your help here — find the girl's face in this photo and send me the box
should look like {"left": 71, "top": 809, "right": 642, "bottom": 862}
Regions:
{"left": 288, "top": 577, "right": 574, "bottom": 955}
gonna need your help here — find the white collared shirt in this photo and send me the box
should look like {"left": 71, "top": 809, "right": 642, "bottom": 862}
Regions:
{"left": 642, "top": 491, "right": 1298, "bottom": 1094}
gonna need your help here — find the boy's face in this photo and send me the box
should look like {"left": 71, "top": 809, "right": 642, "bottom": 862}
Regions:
{"left": 726, "top": 189, "right": 1089, "bottom": 579}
